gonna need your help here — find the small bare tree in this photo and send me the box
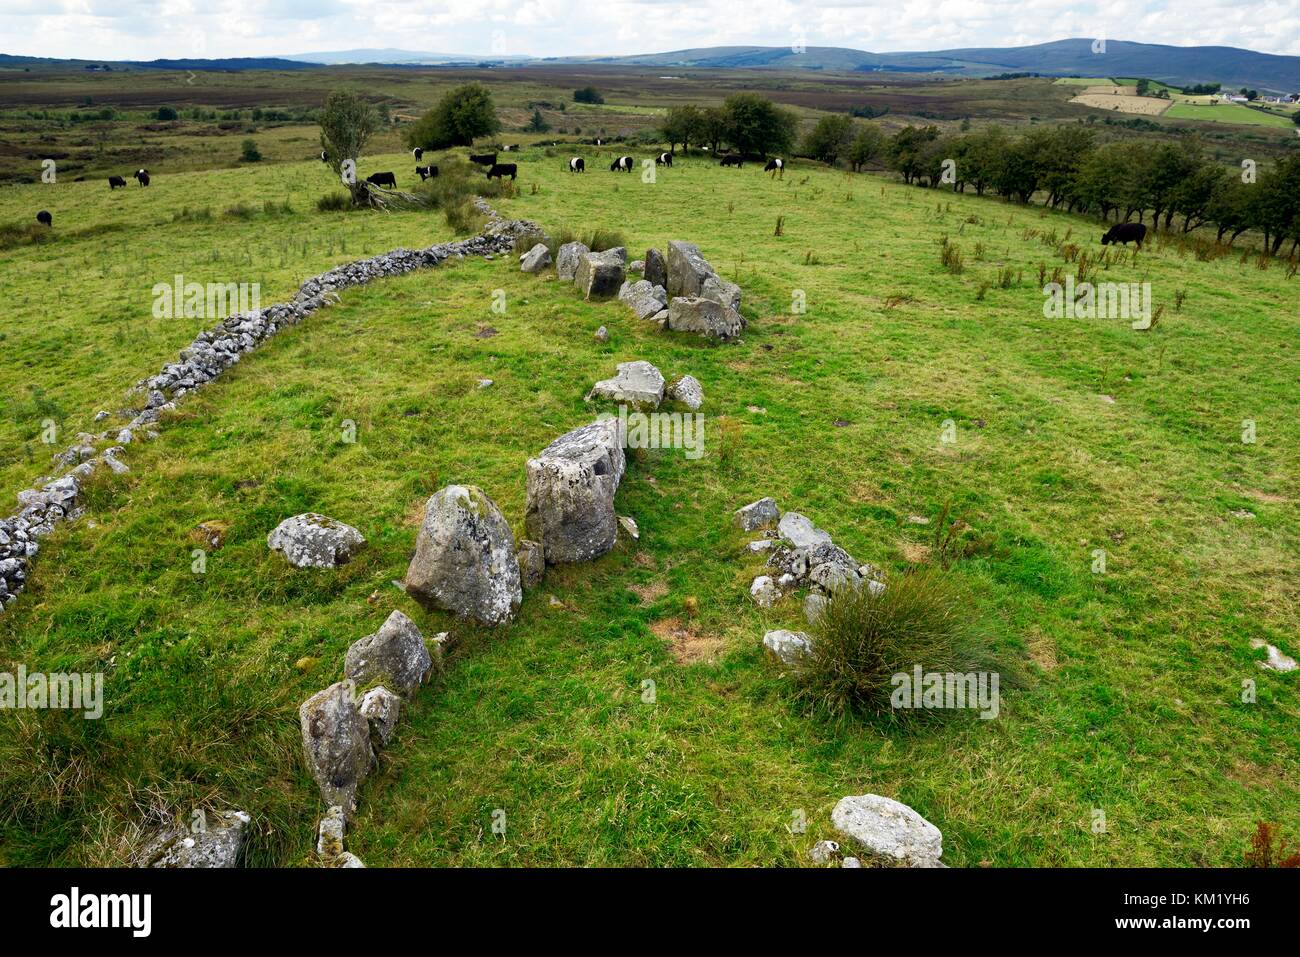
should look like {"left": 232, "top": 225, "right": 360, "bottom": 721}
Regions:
{"left": 319, "top": 91, "right": 419, "bottom": 210}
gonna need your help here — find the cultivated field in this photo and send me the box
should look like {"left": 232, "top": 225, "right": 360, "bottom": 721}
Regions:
{"left": 1, "top": 139, "right": 1296, "bottom": 866}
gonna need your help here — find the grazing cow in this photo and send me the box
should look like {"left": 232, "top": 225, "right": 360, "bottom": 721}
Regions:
{"left": 36, "top": 210, "right": 52, "bottom": 227}
{"left": 720, "top": 154, "right": 743, "bottom": 168}
{"left": 412, "top": 147, "right": 424, "bottom": 160}
{"left": 416, "top": 165, "right": 439, "bottom": 181}
{"left": 486, "top": 163, "right": 518, "bottom": 181}
{"left": 764, "top": 157, "right": 784, "bottom": 179}
{"left": 108, "top": 175, "right": 127, "bottom": 189}
{"left": 610, "top": 155, "right": 634, "bottom": 173}
{"left": 656, "top": 152, "right": 673, "bottom": 167}
{"left": 569, "top": 157, "right": 585, "bottom": 173}
{"left": 469, "top": 153, "right": 498, "bottom": 166}
{"left": 320, "top": 150, "right": 329, "bottom": 163}
{"left": 366, "top": 171, "right": 397, "bottom": 188}
{"left": 135, "top": 169, "right": 150, "bottom": 187}
{"left": 1101, "top": 222, "right": 1147, "bottom": 250}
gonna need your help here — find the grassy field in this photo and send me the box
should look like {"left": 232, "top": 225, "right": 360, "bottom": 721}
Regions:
{"left": 1164, "top": 101, "right": 1297, "bottom": 128}
{"left": 1, "top": 141, "right": 1296, "bottom": 867}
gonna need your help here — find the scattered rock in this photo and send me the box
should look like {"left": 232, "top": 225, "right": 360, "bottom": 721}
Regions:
{"left": 345, "top": 610, "right": 433, "bottom": 694}
{"left": 317, "top": 805, "right": 346, "bottom": 859}
{"left": 477, "top": 378, "right": 494, "bottom": 389}
{"left": 666, "top": 375, "right": 704, "bottom": 411}
{"left": 804, "top": 592, "right": 828, "bottom": 625}
{"left": 594, "top": 325, "right": 609, "bottom": 343}
{"left": 666, "top": 240, "right": 714, "bottom": 299}
{"left": 556, "top": 241, "right": 590, "bottom": 281}
{"left": 575, "top": 248, "right": 627, "bottom": 299}
{"left": 809, "top": 839, "right": 840, "bottom": 864}
{"left": 404, "top": 485, "right": 522, "bottom": 627}
{"left": 734, "top": 497, "right": 780, "bottom": 532}
{"left": 778, "top": 512, "right": 833, "bottom": 549}
{"left": 267, "top": 513, "right": 365, "bottom": 569}
{"left": 618, "top": 514, "right": 640, "bottom": 541}
{"left": 644, "top": 247, "right": 668, "bottom": 289}
{"left": 519, "top": 243, "right": 552, "bottom": 273}
{"left": 525, "top": 419, "right": 625, "bottom": 563}
{"left": 137, "top": 809, "right": 250, "bottom": 868}
{"left": 618, "top": 278, "right": 669, "bottom": 320}
{"left": 333, "top": 852, "right": 366, "bottom": 868}
{"left": 748, "top": 539, "right": 775, "bottom": 553}
{"left": 517, "top": 539, "right": 545, "bottom": 590}
{"left": 750, "top": 575, "right": 781, "bottom": 607}
{"left": 299, "top": 680, "right": 372, "bottom": 813}
{"left": 831, "top": 794, "right": 944, "bottom": 868}
{"left": 1251, "top": 638, "right": 1297, "bottom": 672}
{"left": 763, "top": 628, "right": 811, "bottom": 664}
{"left": 667, "top": 296, "right": 744, "bottom": 341}
{"left": 842, "top": 857, "right": 862, "bottom": 868}
{"left": 359, "top": 687, "right": 401, "bottom": 747}
{"left": 586, "top": 360, "right": 665, "bottom": 408}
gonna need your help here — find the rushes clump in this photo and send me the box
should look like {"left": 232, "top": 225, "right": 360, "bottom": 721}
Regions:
{"left": 794, "top": 569, "right": 979, "bottom": 721}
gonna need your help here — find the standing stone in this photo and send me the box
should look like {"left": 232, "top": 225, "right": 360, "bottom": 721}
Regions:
{"left": 701, "top": 273, "right": 742, "bottom": 312}
{"left": 665, "top": 375, "right": 704, "bottom": 411}
{"left": 344, "top": 610, "right": 432, "bottom": 694}
{"left": 404, "top": 485, "right": 522, "bottom": 627}
{"left": 267, "top": 513, "right": 365, "bottom": 569}
{"left": 831, "top": 794, "right": 944, "bottom": 867}
{"left": 644, "top": 247, "right": 668, "bottom": 290}
{"left": 525, "top": 419, "right": 625, "bottom": 563}
{"left": 667, "top": 297, "right": 744, "bottom": 341}
{"left": 359, "top": 687, "right": 401, "bottom": 748}
{"left": 517, "top": 539, "right": 545, "bottom": 590}
{"left": 519, "top": 243, "right": 552, "bottom": 273}
{"left": 733, "top": 497, "right": 780, "bottom": 531}
{"left": 575, "top": 248, "right": 627, "bottom": 299}
{"left": 556, "top": 241, "right": 590, "bottom": 281}
{"left": 666, "top": 240, "right": 714, "bottom": 299}
{"left": 299, "top": 680, "right": 372, "bottom": 813}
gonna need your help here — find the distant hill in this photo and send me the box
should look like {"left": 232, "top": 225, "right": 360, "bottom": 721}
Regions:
{"left": 566, "top": 38, "right": 1300, "bottom": 92}
{"left": 278, "top": 49, "right": 530, "bottom": 65}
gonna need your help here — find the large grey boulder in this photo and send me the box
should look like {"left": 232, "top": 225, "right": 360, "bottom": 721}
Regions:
{"left": 556, "top": 241, "right": 590, "bottom": 281}
{"left": 585, "top": 360, "right": 665, "bottom": 408}
{"left": 667, "top": 297, "right": 744, "bottom": 341}
{"left": 619, "top": 279, "right": 669, "bottom": 320}
{"left": 778, "top": 512, "right": 833, "bottom": 549}
{"left": 137, "top": 809, "right": 250, "bottom": 868}
{"left": 525, "top": 419, "right": 625, "bottom": 563}
{"left": 644, "top": 247, "right": 668, "bottom": 289}
{"left": 404, "top": 485, "right": 522, "bottom": 627}
{"left": 701, "top": 273, "right": 742, "bottom": 312}
{"left": 575, "top": 248, "right": 627, "bottom": 299}
{"left": 519, "top": 243, "right": 552, "bottom": 273}
{"left": 344, "top": 610, "right": 432, "bottom": 694}
{"left": 733, "top": 497, "right": 779, "bottom": 531}
{"left": 831, "top": 794, "right": 944, "bottom": 867}
{"left": 267, "top": 513, "right": 365, "bottom": 569}
{"left": 299, "top": 680, "right": 372, "bottom": 813}
{"left": 667, "top": 240, "right": 714, "bottom": 299}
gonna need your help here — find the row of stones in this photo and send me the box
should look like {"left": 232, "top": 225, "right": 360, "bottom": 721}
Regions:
{"left": 0, "top": 202, "right": 541, "bottom": 623}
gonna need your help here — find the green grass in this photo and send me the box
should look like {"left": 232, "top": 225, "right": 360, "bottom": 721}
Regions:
{"left": 1164, "top": 101, "right": 1297, "bottom": 128}
{"left": 1, "top": 146, "right": 1297, "bottom": 867}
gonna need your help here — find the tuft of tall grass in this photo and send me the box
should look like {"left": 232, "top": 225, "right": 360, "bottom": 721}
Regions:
{"left": 794, "top": 568, "right": 981, "bottom": 721}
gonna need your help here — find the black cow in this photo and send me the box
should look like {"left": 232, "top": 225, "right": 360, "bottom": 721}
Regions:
{"left": 764, "top": 157, "right": 784, "bottom": 179}
{"left": 1101, "top": 222, "right": 1147, "bottom": 249}
{"left": 320, "top": 150, "right": 329, "bottom": 163}
{"left": 416, "top": 165, "right": 439, "bottom": 180}
{"left": 412, "top": 147, "right": 424, "bottom": 160}
{"left": 108, "top": 175, "right": 127, "bottom": 189}
{"left": 470, "top": 153, "right": 498, "bottom": 166}
{"left": 486, "top": 163, "right": 517, "bottom": 181}
{"left": 656, "top": 152, "right": 673, "bottom": 167}
{"left": 36, "top": 210, "right": 52, "bottom": 227}
{"left": 610, "top": 155, "right": 634, "bottom": 172}
{"left": 720, "top": 154, "right": 743, "bottom": 168}
{"left": 135, "top": 169, "right": 150, "bottom": 187}
{"left": 366, "top": 171, "right": 397, "bottom": 188}
{"left": 569, "top": 157, "right": 585, "bottom": 173}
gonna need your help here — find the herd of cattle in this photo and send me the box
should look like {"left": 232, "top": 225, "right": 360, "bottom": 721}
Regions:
{"left": 32, "top": 148, "right": 1150, "bottom": 252}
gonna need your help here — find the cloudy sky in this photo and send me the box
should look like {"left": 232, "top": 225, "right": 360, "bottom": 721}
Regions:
{"left": 3, "top": 0, "right": 1300, "bottom": 61}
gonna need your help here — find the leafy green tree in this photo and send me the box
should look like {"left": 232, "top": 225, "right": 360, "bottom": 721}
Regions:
{"left": 721, "top": 94, "right": 797, "bottom": 157}
{"left": 319, "top": 90, "right": 378, "bottom": 205}
{"left": 801, "top": 114, "right": 854, "bottom": 165}
{"left": 846, "top": 123, "right": 885, "bottom": 172}
{"left": 526, "top": 108, "right": 550, "bottom": 133}
{"left": 405, "top": 83, "right": 500, "bottom": 151}
{"left": 661, "top": 104, "right": 704, "bottom": 153}
{"left": 240, "top": 139, "right": 262, "bottom": 163}
{"left": 699, "top": 107, "right": 728, "bottom": 154}
{"left": 155, "top": 106, "right": 178, "bottom": 121}
{"left": 887, "top": 125, "right": 940, "bottom": 185}
{"left": 573, "top": 86, "right": 604, "bottom": 104}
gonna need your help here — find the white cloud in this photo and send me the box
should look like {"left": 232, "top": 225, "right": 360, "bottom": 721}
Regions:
{"left": 0, "top": 0, "right": 1298, "bottom": 59}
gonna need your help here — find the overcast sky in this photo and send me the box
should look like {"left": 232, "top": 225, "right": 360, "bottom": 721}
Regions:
{"left": 3, "top": 0, "right": 1300, "bottom": 61}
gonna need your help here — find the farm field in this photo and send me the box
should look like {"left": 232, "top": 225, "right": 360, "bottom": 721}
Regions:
{"left": 1, "top": 144, "right": 1297, "bottom": 867}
